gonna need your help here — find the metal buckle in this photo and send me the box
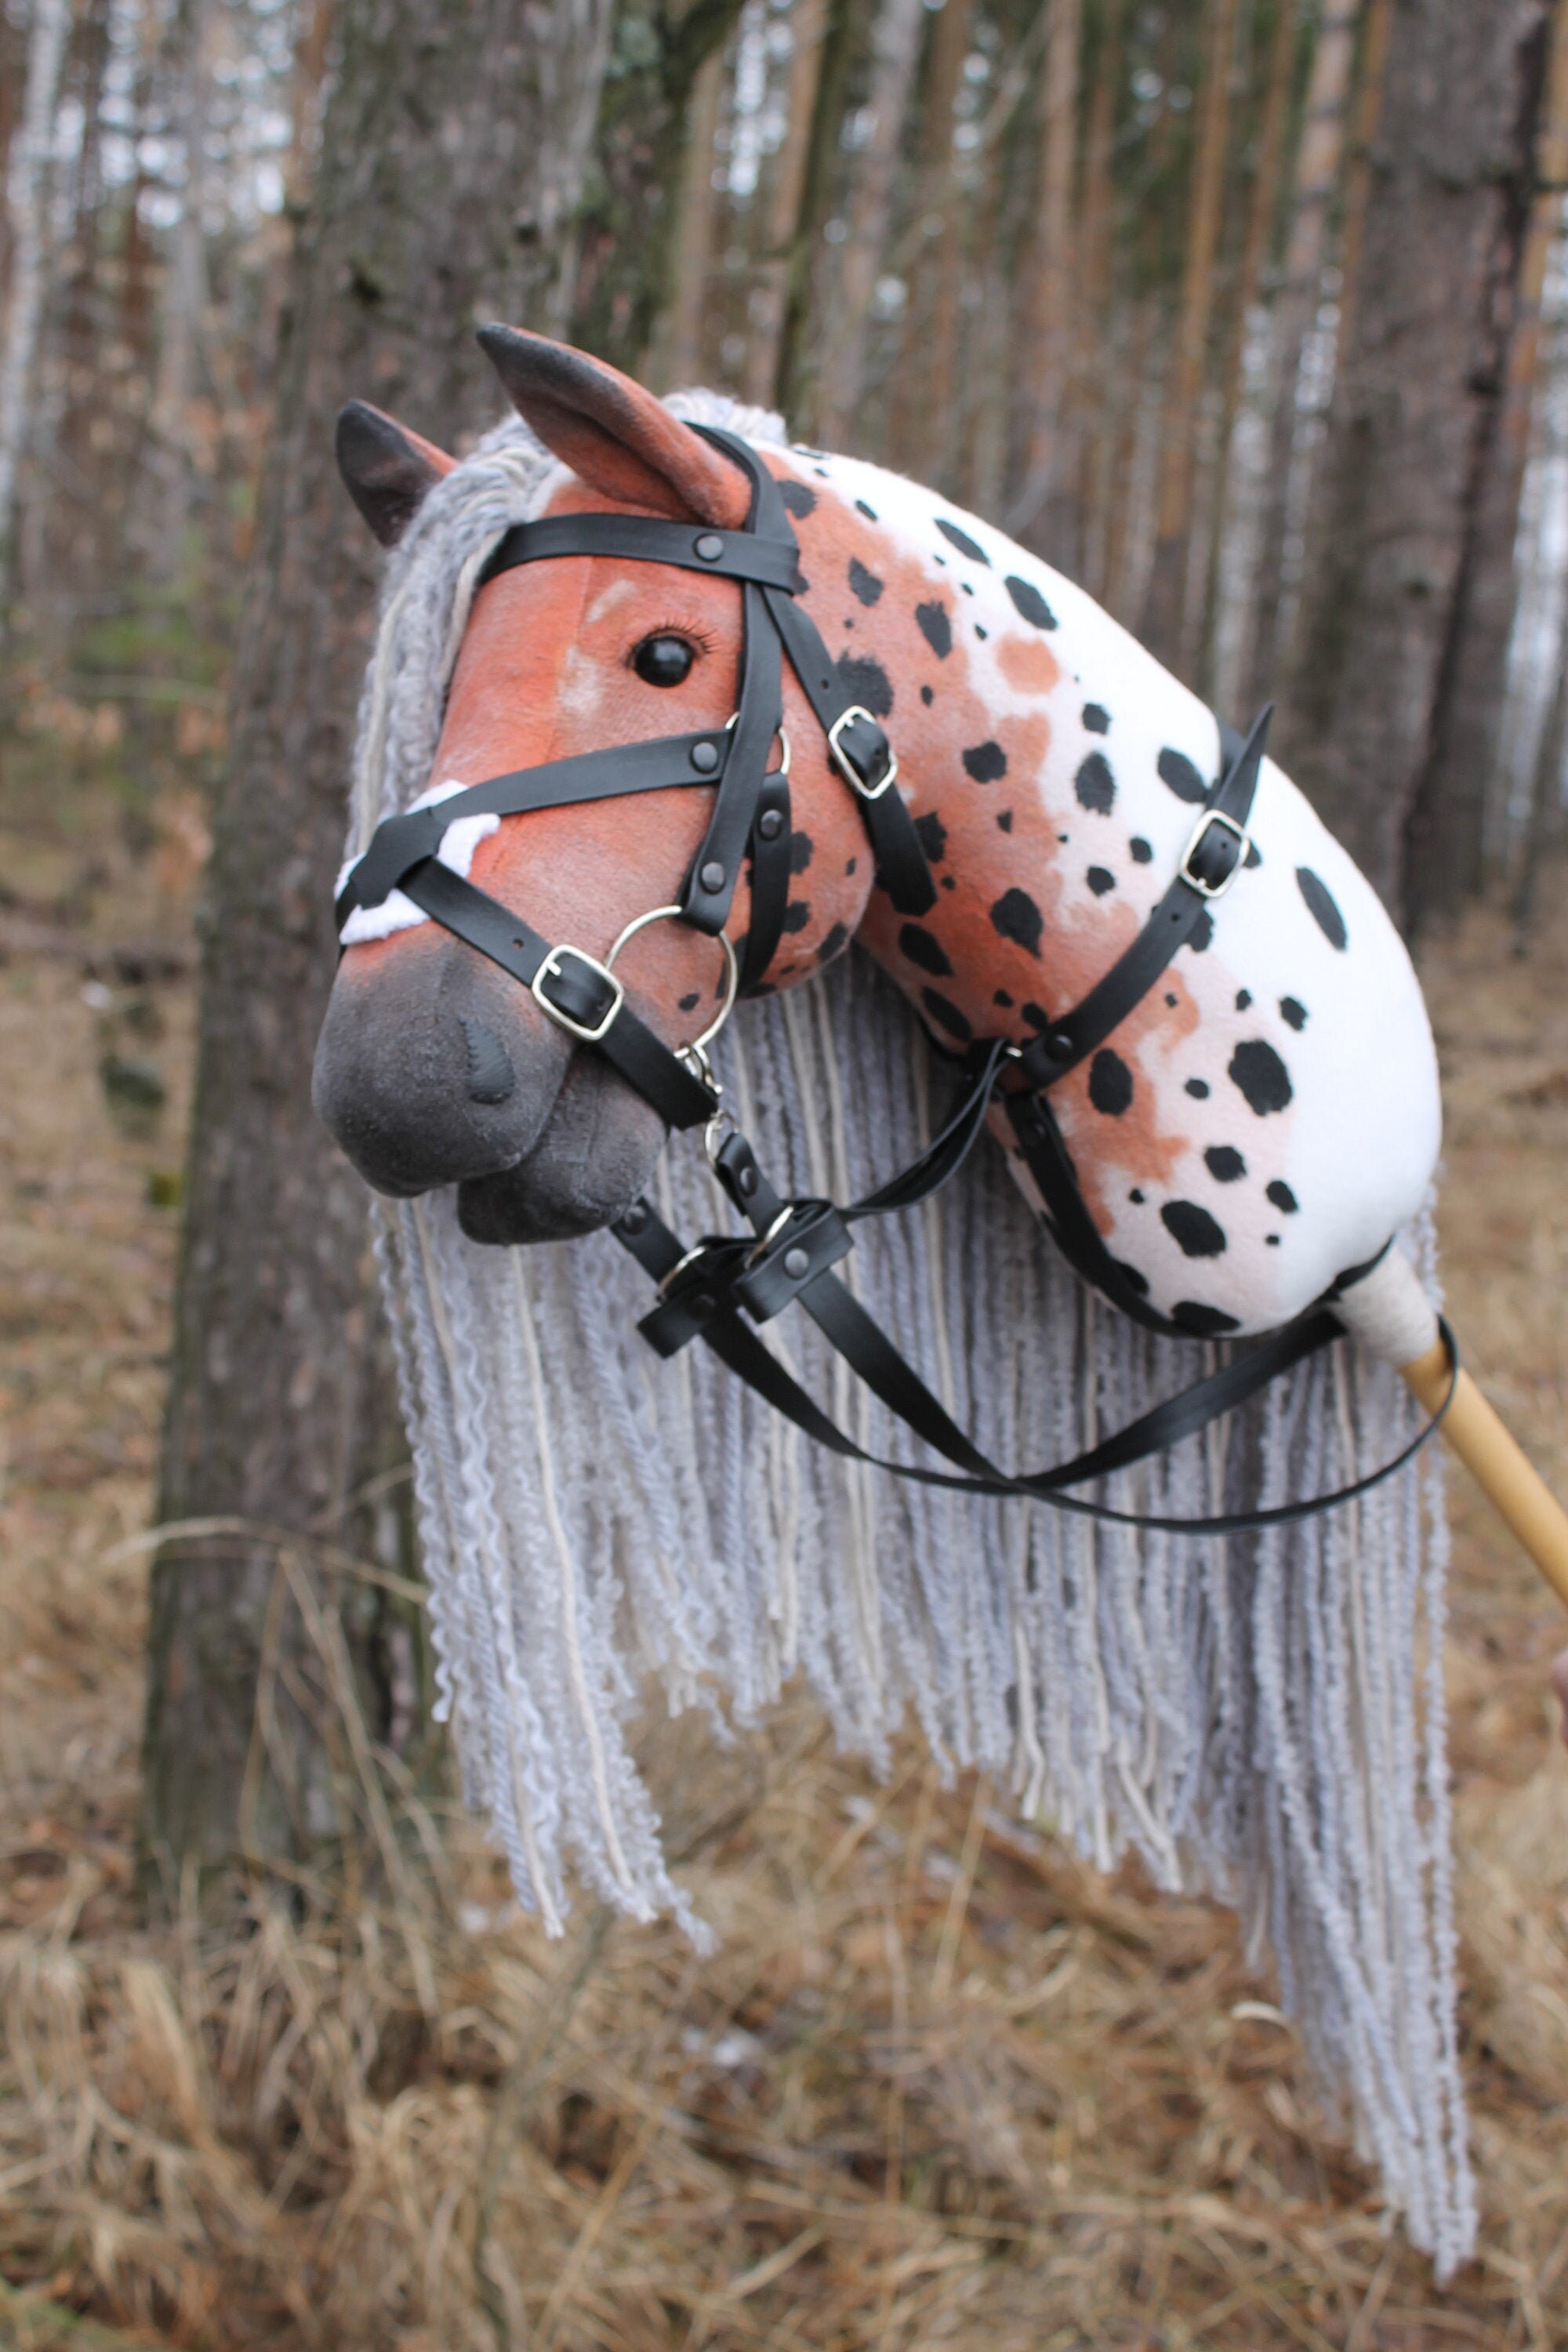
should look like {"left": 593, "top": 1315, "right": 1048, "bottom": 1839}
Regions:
{"left": 1178, "top": 808, "right": 1250, "bottom": 901}
{"left": 607, "top": 902, "right": 740, "bottom": 1067}
{"left": 827, "top": 706, "right": 898, "bottom": 802}
{"left": 530, "top": 945, "right": 625, "bottom": 1043}
{"left": 724, "top": 711, "right": 791, "bottom": 775}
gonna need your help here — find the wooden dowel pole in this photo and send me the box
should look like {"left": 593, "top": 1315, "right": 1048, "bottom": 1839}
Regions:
{"left": 1402, "top": 1341, "right": 1568, "bottom": 1613}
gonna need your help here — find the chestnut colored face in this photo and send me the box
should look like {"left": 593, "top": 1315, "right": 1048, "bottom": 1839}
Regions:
{"left": 313, "top": 336, "right": 873, "bottom": 1244}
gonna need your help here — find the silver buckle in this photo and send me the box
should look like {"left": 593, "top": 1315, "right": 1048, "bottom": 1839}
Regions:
{"left": 530, "top": 945, "right": 625, "bottom": 1043}
{"left": 828, "top": 706, "right": 898, "bottom": 802}
{"left": 1178, "top": 808, "right": 1250, "bottom": 900}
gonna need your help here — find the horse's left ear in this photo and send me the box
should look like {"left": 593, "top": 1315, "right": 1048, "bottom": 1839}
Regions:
{"left": 477, "top": 325, "right": 750, "bottom": 530}
{"left": 336, "top": 401, "right": 457, "bottom": 545}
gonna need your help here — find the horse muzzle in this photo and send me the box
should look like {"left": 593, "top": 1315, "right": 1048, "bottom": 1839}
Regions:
{"left": 312, "top": 927, "right": 666, "bottom": 1242}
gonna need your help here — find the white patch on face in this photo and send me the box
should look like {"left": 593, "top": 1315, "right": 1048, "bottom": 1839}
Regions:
{"left": 586, "top": 575, "right": 637, "bottom": 626}
{"left": 557, "top": 641, "right": 606, "bottom": 726}
{"left": 338, "top": 779, "right": 499, "bottom": 946}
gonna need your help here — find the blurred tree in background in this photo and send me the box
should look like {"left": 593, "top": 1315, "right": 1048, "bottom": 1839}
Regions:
{"left": 4, "top": 0, "right": 1568, "bottom": 1879}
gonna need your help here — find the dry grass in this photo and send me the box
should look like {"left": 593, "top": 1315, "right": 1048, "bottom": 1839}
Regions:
{"left": 1, "top": 754, "right": 1566, "bottom": 2350}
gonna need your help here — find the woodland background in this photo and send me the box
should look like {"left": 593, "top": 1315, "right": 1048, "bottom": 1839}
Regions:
{"left": 1, "top": 0, "right": 1567, "bottom": 2346}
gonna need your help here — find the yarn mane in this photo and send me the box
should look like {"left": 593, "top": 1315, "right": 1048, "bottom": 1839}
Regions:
{"left": 350, "top": 396, "right": 1475, "bottom": 2273}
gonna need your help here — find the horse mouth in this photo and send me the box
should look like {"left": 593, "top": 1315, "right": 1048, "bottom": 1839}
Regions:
{"left": 454, "top": 1054, "right": 666, "bottom": 1244}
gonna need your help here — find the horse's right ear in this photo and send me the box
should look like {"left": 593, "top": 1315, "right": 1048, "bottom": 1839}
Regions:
{"left": 336, "top": 401, "right": 456, "bottom": 546}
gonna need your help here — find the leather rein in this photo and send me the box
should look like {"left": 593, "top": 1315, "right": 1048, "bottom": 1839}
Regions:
{"left": 336, "top": 424, "right": 1454, "bottom": 1536}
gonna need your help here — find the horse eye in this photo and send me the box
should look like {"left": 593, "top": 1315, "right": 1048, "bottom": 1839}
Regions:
{"left": 633, "top": 633, "right": 696, "bottom": 688}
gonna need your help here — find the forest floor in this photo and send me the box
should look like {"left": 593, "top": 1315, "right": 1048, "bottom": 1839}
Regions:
{"left": 1, "top": 724, "right": 1566, "bottom": 2351}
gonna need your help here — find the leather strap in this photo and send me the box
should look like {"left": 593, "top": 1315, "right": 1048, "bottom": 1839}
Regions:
{"left": 477, "top": 510, "right": 805, "bottom": 593}
{"left": 1018, "top": 703, "right": 1271, "bottom": 1091}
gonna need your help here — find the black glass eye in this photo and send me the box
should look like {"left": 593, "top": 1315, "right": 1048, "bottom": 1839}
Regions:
{"left": 633, "top": 633, "right": 696, "bottom": 688}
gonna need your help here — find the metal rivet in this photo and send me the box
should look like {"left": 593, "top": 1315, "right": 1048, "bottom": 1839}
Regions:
{"left": 699, "top": 860, "right": 725, "bottom": 893}
{"left": 691, "top": 1290, "right": 715, "bottom": 1316}
{"left": 783, "top": 1246, "right": 810, "bottom": 1279}
{"left": 694, "top": 532, "right": 724, "bottom": 561}
{"left": 619, "top": 1203, "right": 648, "bottom": 1236}
{"left": 738, "top": 1165, "right": 758, "bottom": 1196}
{"left": 691, "top": 741, "right": 720, "bottom": 774}
{"left": 757, "top": 808, "right": 785, "bottom": 841}
{"left": 1046, "top": 1029, "right": 1074, "bottom": 1062}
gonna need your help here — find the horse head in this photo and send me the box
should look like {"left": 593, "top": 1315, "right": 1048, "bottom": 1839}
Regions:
{"left": 316, "top": 328, "right": 1439, "bottom": 1339}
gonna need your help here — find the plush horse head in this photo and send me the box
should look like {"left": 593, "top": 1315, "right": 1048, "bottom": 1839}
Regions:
{"left": 315, "top": 328, "right": 1440, "bottom": 1336}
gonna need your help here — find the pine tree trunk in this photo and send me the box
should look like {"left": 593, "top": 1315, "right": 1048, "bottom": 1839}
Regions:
{"left": 746, "top": 0, "right": 830, "bottom": 408}
{"left": 1281, "top": 0, "right": 1548, "bottom": 916}
{"left": 1403, "top": 0, "right": 1566, "bottom": 928}
{"left": 141, "top": 0, "right": 615, "bottom": 1890}
{"left": 886, "top": 0, "right": 975, "bottom": 474}
{"left": 1016, "top": 0, "right": 1083, "bottom": 555}
{"left": 0, "top": 0, "right": 71, "bottom": 611}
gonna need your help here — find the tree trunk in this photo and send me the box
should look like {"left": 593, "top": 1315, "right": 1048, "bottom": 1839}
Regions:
{"left": 745, "top": 0, "right": 830, "bottom": 408}
{"left": 1141, "top": 0, "right": 1241, "bottom": 673}
{"left": 1403, "top": 0, "right": 1566, "bottom": 928}
{"left": 653, "top": 41, "right": 728, "bottom": 387}
{"left": 1015, "top": 0, "right": 1083, "bottom": 554}
{"left": 886, "top": 0, "right": 975, "bottom": 475}
{"left": 0, "top": 0, "right": 71, "bottom": 612}
{"left": 813, "top": 0, "right": 927, "bottom": 449}
{"left": 1243, "top": 0, "right": 1358, "bottom": 710}
{"left": 141, "top": 0, "right": 615, "bottom": 1890}
{"left": 775, "top": 0, "right": 869, "bottom": 433}
{"left": 1280, "top": 0, "right": 1548, "bottom": 916}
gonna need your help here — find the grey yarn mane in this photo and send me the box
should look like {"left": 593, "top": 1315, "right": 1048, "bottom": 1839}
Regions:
{"left": 347, "top": 401, "right": 1475, "bottom": 2275}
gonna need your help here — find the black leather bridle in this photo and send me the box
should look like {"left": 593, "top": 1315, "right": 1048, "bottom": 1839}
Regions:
{"left": 337, "top": 424, "right": 1454, "bottom": 1534}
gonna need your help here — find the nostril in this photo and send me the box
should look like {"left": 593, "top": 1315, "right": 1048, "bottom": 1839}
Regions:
{"left": 461, "top": 1015, "right": 516, "bottom": 1104}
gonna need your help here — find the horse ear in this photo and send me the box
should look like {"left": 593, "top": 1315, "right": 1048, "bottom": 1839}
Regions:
{"left": 476, "top": 325, "right": 750, "bottom": 530}
{"left": 336, "top": 401, "right": 456, "bottom": 546}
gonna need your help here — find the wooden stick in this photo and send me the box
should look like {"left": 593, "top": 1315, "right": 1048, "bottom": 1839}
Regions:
{"left": 1402, "top": 1341, "right": 1568, "bottom": 1613}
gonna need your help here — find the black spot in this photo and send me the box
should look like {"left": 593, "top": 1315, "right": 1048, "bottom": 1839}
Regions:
{"left": 817, "top": 921, "right": 849, "bottom": 965}
{"left": 1022, "top": 1001, "right": 1047, "bottom": 1031}
{"left": 993, "top": 989, "right": 1013, "bottom": 1007}
{"left": 996, "top": 809, "right": 1013, "bottom": 832}
{"left": 1083, "top": 703, "right": 1110, "bottom": 734}
{"left": 836, "top": 652, "right": 893, "bottom": 716}
{"left": 781, "top": 901, "right": 811, "bottom": 935}
{"left": 1075, "top": 751, "right": 1116, "bottom": 814}
{"left": 941, "top": 874, "right": 956, "bottom": 890}
{"left": 1205, "top": 1145, "right": 1246, "bottom": 1183}
{"left": 1245, "top": 840, "right": 1262, "bottom": 868}
{"left": 920, "top": 684, "right": 934, "bottom": 706}
{"left": 899, "top": 923, "right": 952, "bottom": 977}
{"left": 1130, "top": 836, "right": 1152, "bottom": 863}
{"left": 848, "top": 556, "right": 884, "bottom": 607}
{"left": 1058, "top": 832, "right": 1069, "bottom": 844}
{"left": 1004, "top": 575, "right": 1057, "bottom": 630}
{"left": 1186, "top": 909, "right": 1214, "bottom": 952}
{"left": 1163, "top": 1200, "right": 1227, "bottom": 1258}
{"left": 1235, "top": 989, "right": 1251, "bottom": 1011}
{"left": 1185, "top": 1078, "right": 1210, "bottom": 1099}
{"left": 990, "top": 887, "right": 1044, "bottom": 956}
{"left": 779, "top": 478, "right": 816, "bottom": 517}
{"left": 789, "top": 831, "right": 814, "bottom": 874}
{"left": 1157, "top": 747, "right": 1208, "bottom": 804}
{"left": 1088, "top": 1048, "right": 1133, "bottom": 1116}
{"left": 1171, "top": 1301, "right": 1241, "bottom": 1338}
{"left": 964, "top": 739, "right": 1007, "bottom": 782}
{"left": 855, "top": 498, "right": 878, "bottom": 521}
{"left": 1086, "top": 866, "right": 1116, "bottom": 897}
{"left": 1297, "top": 866, "right": 1348, "bottom": 949}
{"left": 1129, "top": 1188, "right": 1145, "bottom": 1204}
{"left": 1266, "top": 1233, "right": 1280, "bottom": 1246}
{"left": 1230, "top": 1039, "right": 1293, "bottom": 1116}
{"left": 846, "top": 855, "right": 858, "bottom": 875}
{"left": 1164, "top": 993, "right": 1178, "bottom": 1008}
{"left": 960, "top": 579, "right": 975, "bottom": 596}
{"left": 975, "top": 623, "right": 989, "bottom": 640}
{"left": 678, "top": 991, "right": 699, "bottom": 1013}
{"left": 1279, "top": 995, "right": 1307, "bottom": 1031}
{"left": 922, "top": 988, "right": 971, "bottom": 1042}
{"left": 915, "top": 600, "right": 953, "bottom": 659}
{"left": 913, "top": 810, "right": 946, "bottom": 863}
{"left": 1266, "top": 1179, "right": 1298, "bottom": 1214}
{"left": 1116, "top": 1261, "right": 1150, "bottom": 1296}
{"left": 936, "top": 517, "right": 989, "bottom": 563}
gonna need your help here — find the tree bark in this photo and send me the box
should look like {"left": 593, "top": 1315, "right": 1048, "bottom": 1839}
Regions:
{"left": 1281, "top": 0, "right": 1548, "bottom": 916}
{"left": 1403, "top": 0, "right": 1566, "bottom": 927}
{"left": 813, "top": 0, "right": 926, "bottom": 449}
{"left": 745, "top": 0, "right": 830, "bottom": 408}
{"left": 0, "top": 0, "right": 71, "bottom": 612}
{"left": 886, "top": 0, "right": 975, "bottom": 476}
{"left": 1243, "top": 0, "right": 1358, "bottom": 710}
{"left": 775, "top": 0, "right": 869, "bottom": 434}
{"left": 1014, "top": 0, "right": 1083, "bottom": 553}
{"left": 142, "top": 0, "right": 615, "bottom": 1889}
